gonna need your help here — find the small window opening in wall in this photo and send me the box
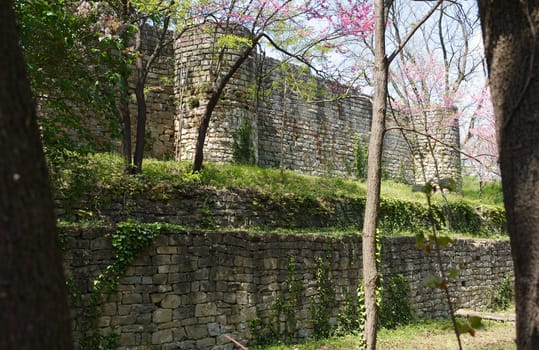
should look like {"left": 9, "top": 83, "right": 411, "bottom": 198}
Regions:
{"left": 461, "top": 281, "right": 466, "bottom": 287}
{"left": 474, "top": 255, "right": 480, "bottom": 261}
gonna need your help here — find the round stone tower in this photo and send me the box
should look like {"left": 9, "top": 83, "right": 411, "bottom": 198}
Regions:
{"left": 173, "top": 22, "right": 258, "bottom": 164}
{"left": 411, "top": 107, "right": 462, "bottom": 190}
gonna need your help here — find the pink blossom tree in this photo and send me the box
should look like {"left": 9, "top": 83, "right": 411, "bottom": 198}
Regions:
{"left": 461, "top": 86, "right": 498, "bottom": 180}
{"left": 386, "top": 2, "right": 493, "bottom": 184}
{"left": 190, "top": 0, "right": 374, "bottom": 171}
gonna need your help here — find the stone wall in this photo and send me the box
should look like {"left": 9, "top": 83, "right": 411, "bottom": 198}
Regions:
{"left": 171, "top": 25, "right": 417, "bottom": 180}
{"left": 53, "top": 23, "right": 459, "bottom": 183}
{"left": 63, "top": 226, "right": 512, "bottom": 350}
{"left": 173, "top": 23, "right": 258, "bottom": 163}
{"left": 255, "top": 58, "right": 413, "bottom": 178}
{"left": 136, "top": 26, "right": 176, "bottom": 159}
{"left": 72, "top": 25, "right": 176, "bottom": 158}
{"left": 57, "top": 186, "right": 506, "bottom": 235}
{"left": 409, "top": 108, "right": 462, "bottom": 186}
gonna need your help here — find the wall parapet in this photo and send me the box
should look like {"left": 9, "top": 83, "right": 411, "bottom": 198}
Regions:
{"left": 63, "top": 226, "right": 512, "bottom": 350}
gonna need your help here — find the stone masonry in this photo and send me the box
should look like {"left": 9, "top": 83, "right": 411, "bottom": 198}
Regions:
{"left": 64, "top": 226, "right": 512, "bottom": 350}
{"left": 73, "top": 22, "right": 460, "bottom": 184}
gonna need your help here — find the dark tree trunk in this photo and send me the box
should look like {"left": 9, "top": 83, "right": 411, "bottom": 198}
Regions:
{"left": 0, "top": 1, "right": 73, "bottom": 349}
{"left": 192, "top": 43, "right": 258, "bottom": 172}
{"left": 133, "top": 39, "right": 147, "bottom": 174}
{"left": 120, "top": 0, "right": 134, "bottom": 173}
{"left": 119, "top": 74, "right": 133, "bottom": 170}
{"left": 362, "top": 1, "right": 386, "bottom": 348}
{"left": 477, "top": 2, "right": 539, "bottom": 349}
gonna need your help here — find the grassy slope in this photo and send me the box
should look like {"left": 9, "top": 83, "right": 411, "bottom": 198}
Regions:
{"left": 52, "top": 152, "right": 505, "bottom": 237}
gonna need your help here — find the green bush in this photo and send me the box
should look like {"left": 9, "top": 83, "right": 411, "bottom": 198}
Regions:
{"left": 379, "top": 274, "right": 413, "bottom": 329}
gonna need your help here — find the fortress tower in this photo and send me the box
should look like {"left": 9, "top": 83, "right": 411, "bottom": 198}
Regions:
{"left": 63, "top": 22, "right": 462, "bottom": 187}
{"left": 173, "top": 23, "right": 258, "bottom": 164}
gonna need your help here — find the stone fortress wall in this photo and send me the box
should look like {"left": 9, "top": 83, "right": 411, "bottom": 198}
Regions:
{"left": 64, "top": 227, "right": 512, "bottom": 350}
{"left": 86, "top": 23, "right": 460, "bottom": 183}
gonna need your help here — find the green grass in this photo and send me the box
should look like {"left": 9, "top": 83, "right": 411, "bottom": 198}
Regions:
{"left": 57, "top": 152, "right": 502, "bottom": 206}
{"left": 254, "top": 319, "right": 515, "bottom": 350}
{"left": 51, "top": 152, "right": 506, "bottom": 236}
{"left": 461, "top": 176, "right": 504, "bottom": 205}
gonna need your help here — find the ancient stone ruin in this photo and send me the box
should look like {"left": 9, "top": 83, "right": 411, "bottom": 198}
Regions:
{"left": 77, "top": 22, "right": 461, "bottom": 185}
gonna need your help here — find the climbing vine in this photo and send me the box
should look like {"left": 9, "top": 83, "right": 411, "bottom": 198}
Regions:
{"left": 489, "top": 273, "right": 513, "bottom": 311}
{"left": 232, "top": 118, "right": 255, "bottom": 165}
{"left": 74, "top": 221, "right": 162, "bottom": 350}
{"left": 353, "top": 134, "right": 368, "bottom": 180}
{"left": 249, "top": 256, "right": 302, "bottom": 345}
{"left": 310, "top": 255, "right": 337, "bottom": 339}
{"left": 379, "top": 273, "right": 413, "bottom": 329}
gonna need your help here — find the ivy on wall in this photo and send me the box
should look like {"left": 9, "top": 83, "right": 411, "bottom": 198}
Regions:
{"left": 232, "top": 118, "right": 255, "bottom": 165}
{"left": 71, "top": 221, "right": 162, "bottom": 350}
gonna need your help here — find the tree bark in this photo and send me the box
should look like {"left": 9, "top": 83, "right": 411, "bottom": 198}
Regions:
{"left": 192, "top": 42, "right": 258, "bottom": 172}
{"left": 120, "top": 0, "right": 134, "bottom": 173}
{"left": 362, "top": 0, "right": 387, "bottom": 348}
{"left": 477, "top": 2, "right": 539, "bottom": 349}
{"left": 119, "top": 74, "right": 133, "bottom": 170}
{"left": 0, "top": 1, "right": 73, "bottom": 349}
{"left": 133, "top": 27, "right": 147, "bottom": 174}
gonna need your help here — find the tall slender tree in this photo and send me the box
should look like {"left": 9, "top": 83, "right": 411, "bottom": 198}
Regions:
{"left": 477, "top": 2, "right": 539, "bottom": 349}
{"left": 362, "top": 1, "right": 443, "bottom": 348}
{"left": 0, "top": 1, "right": 73, "bottom": 348}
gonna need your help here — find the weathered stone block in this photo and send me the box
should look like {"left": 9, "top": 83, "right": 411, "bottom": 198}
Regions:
{"left": 207, "top": 322, "right": 222, "bottom": 337}
{"left": 153, "top": 308, "right": 172, "bottom": 323}
{"left": 102, "top": 302, "right": 117, "bottom": 316}
{"left": 152, "top": 329, "right": 173, "bottom": 344}
{"left": 119, "top": 332, "right": 137, "bottom": 346}
{"left": 195, "top": 302, "right": 217, "bottom": 317}
{"left": 122, "top": 293, "right": 143, "bottom": 305}
{"left": 153, "top": 254, "right": 172, "bottom": 265}
{"left": 153, "top": 273, "right": 168, "bottom": 285}
{"left": 111, "top": 315, "right": 136, "bottom": 326}
{"left": 185, "top": 325, "right": 208, "bottom": 340}
{"left": 161, "top": 294, "right": 182, "bottom": 309}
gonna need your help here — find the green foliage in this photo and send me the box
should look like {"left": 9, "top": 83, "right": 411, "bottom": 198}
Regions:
{"left": 232, "top": 119, "right": 255, "bottom": 165}
{"left": 310, "top": 255, "right": 337, "bottom": 339}
{"left": 51, "top": 153, "right": 506, "bottom": 237}
{"left": 106, "top": 222, "right": 162, "bottom": 281}
{"left": 462, "top": 176, "right": 503, "bottom": 205}
{"left": 51, "top": 153, "right": 204, "bottom": 219}
{"left": 187, "top": 96, "right": 200, "bottom": 108}
{"left": 257, "top": 319, "right": 514, "bottom": 350}
{"left": 15, "top": 0, "right": 122, "bottom": 156}
{"left": 353, "top": 134, "right": 369, "bottom": 180}
{"left": 455, "top": 316, "right": 483, "bottom": 337}
{"left": 379, "top": 274, "right": 413, "bottom": 329}
{"left": 216, "top": 34, "right": 253, "bottom": 50}
{"left": 73, "top": 221, "right": 162, "bottom": 350}
{"left": 335, "top": 285, "right": 364, "bottom": 337}
{"left": 489, "top": 274, "right": 513, "bottom": 311}
{"left": 378, "top": 198, "right": 435, "bottom": 235}
{"left": 249, "top": 257, "right": 303, "bottom": 345}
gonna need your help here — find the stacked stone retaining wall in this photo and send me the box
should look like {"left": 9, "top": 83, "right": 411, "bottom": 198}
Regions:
{"left": 63, "top": 226, "right": 512, "bottom": 350}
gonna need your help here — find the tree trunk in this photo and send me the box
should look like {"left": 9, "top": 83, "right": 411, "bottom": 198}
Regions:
{"left": 0, "top": 2, "right": 73, "bottom": 349}
{"left": 477, "top": 2, "right": 539, "bottom": 349}
{"left": 120, "top": 0, "right": 133, "bottom": 173}
{"left": 362, "top": 0, "right": 387, "bottom": 348}
{"left": 132, "top": 26, "right": 147, "bottom": 174}
{"left": 119, "top": 74, "right": 133, "bottom": 170}
{"left": 192, "top": 43, "right": 258, "bottom": 172}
